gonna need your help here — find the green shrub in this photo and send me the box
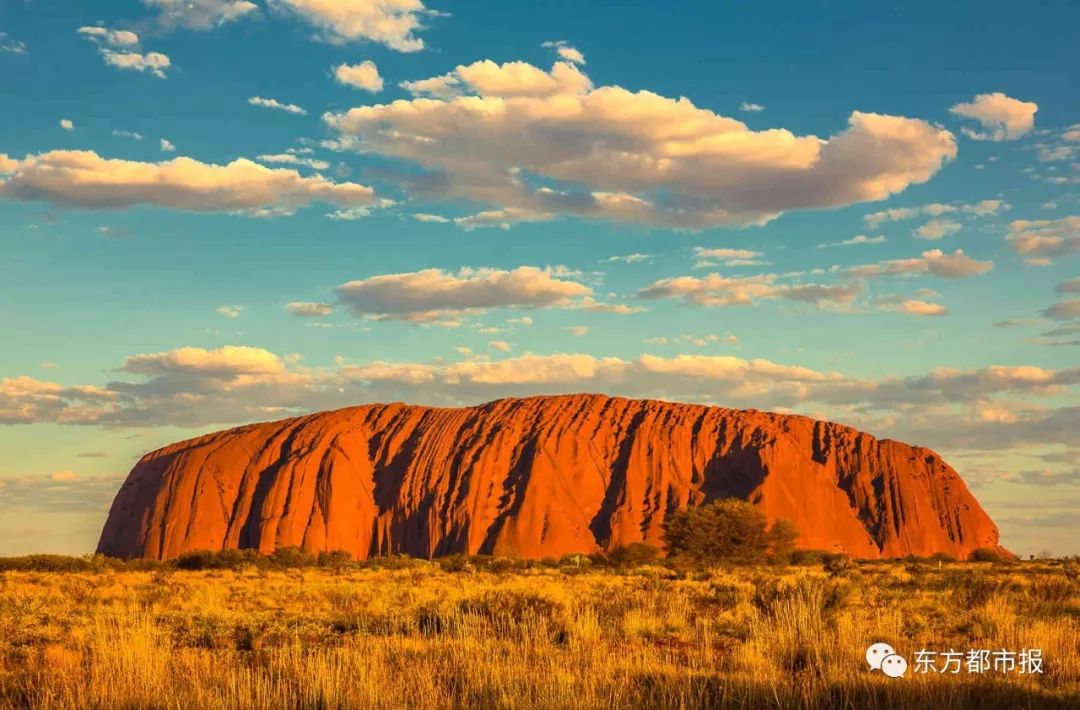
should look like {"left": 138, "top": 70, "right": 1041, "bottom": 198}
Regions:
{"left": 175, "top": 548, "right": 267, "bottom": 570}
{"left": 607, "top": 542, "right": 663, "bottom": 568}
{"left": 663, "top": 499, "right": 799, "bottom": 567}
{"left": 969, "top": 547, "right": 1011, "bottom": 563}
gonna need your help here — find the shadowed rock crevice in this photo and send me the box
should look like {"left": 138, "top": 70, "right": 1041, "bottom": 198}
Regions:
{"left": 96, "top": 394, "right": 1005, "bottom": 560}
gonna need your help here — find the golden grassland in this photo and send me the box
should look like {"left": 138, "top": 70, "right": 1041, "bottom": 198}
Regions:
{"left": 0, "top": 557, "right": 1077, "bottom": 709}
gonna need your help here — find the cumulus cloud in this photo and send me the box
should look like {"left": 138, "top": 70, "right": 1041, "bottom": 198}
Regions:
{"left": 335, "top": 266, "right": 595, "bottom": 322}
{"left": 1007, "top": 217, "right": 1080, "bottom": 262}
{"left": 59, "top": 119, "right": 74, "bottom": 131}
{"left": 0, "top": 376, "right": 117, "bottom": 424}
{"left": 847, "top": 249, "right": 993, "bottom": 279}
{"left": 268, "top": 0, "right": 431, "bottom": 51}
{"left": 5, "top": 343, "right": 1080, "bottom": 470}
{"left": 739, "top": 102, "right": 765, "bottom": 112}
{"left": 102, "top": 50, "right": 171, "bottom": 78}
{"left": 120, "top": 345, "right": 284, "bottom": 376}
{"left": 78, "top": 25, "right": 171, "bottom": 78}
{"left": 0, "top": 150, "right": 374, "bottom": 214}
{"left": 914, "top": 218, "right": 962, "bottom": 240}
{"left": 950, "top": 92, "right": 1038, "bottom": 141}
{"left": 325, "top": 59, "right": 957, "bottom": 229}
{"left": 863, "top": 199, "right": 1008, "bottom": 226}
{"left": 285, "top": 301, "right": 333, "bottom": 317}
{"left": 77, "top": 26, "right": 140, "bottom": 47}
{"left": 248, "top": 96, "right": 307, "bottom": 115}
{"left": 334, "top": 60, "right": 383, "bottom": 92}
{"left": 143, "top": 0, "right": 260, "bottom": 30}
{"left": 637, "top": 272, "right": 860, "bottom": 309}
{"left": 160, "top": 138, "right": 176, "bottom": 152}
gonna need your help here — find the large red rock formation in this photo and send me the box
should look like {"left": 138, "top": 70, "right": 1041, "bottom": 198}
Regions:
{"left": 97, "top": 394, "right": 1004, "bottom": 560}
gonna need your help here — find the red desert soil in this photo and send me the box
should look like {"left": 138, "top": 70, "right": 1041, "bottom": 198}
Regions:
{"left": 97, "top": 394, "right": 1004, "bottom": 560}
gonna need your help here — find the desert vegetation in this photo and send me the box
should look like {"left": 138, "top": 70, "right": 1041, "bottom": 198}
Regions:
{"left": 0, "top": 552, "right": 1077, "bottom": 709}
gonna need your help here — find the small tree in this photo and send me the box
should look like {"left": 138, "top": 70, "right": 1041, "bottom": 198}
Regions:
{"left": 766, "top": 518, "right": 799, "bottom": 562}
{"left": 663, "top": 499, "right": 798, "bottom": 566}
{"left": 607, "top": 542, "right": 663, "bottom": 568}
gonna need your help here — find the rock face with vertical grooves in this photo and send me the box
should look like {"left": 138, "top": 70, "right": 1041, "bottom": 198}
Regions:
{"left": 97, "top": 394, "right": 1004, "bottom": 560}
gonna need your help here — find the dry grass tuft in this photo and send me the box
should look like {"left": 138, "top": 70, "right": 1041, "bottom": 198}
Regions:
{"left": 0, "top": 560, "right": 1077, "bottom": 708}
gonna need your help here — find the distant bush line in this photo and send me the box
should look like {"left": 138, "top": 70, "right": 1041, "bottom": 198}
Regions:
{"left": 0, "top": 546, "right": 1069, "bottom": 575}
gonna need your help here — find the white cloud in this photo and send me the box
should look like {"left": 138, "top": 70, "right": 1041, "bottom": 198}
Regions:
{"left": 77, "top": 26, "right": 140, "bottom": 47}
{"left": 334, "top": 60, "right": 383, "bottom": 92}
{"left": 268, "top": 0, "right": 430, "bottom": 52}
{"left": 325, "top": 59, "right": 957, "bottom": 229}
{"left": 847, "top": 248, "right": 993, "bottom": 279}
{"left": 78, "top": 25, "right": 171, "bottom": 78}
{"left": 638, "top": 272, "right": 860, "bottom": 309}
{"left": 113, "top": 129, "right": 144, "bottom": 141}
{"left": 399, "top": 73, "right": 460, "bottom": 99}
{"left": 1007, "top": 216, "right": 1080, "bottom": 262}
{"left": 143, "top": 0, "right": 260, "bottom": 30}
{"left": 0, "top": 150, "right": 375, "bottom": 214}
{"left": 863, "top": 199, "right": 1008, "bottom": 226}
{"left": 335, "top": 266, "right": 595, "bottom": 322}
{"left": 739, "top": 102, "right": 765, "bottom": 112}
{"left": 59, "top": 119, "right": 74, "bottom": 131}
{"left": 216, "top": 305, "right": 243, "bottom": 318}
{"left": 950, "top": 92, "right": 1038, "bottom": 141}
{"left": 1037, "top": 144, "right": 1077, "bottom": 163}
{"left": 600, "top": 253, "right": 652, "bottom": 264}
{"left": 327, "top": 206, "right": 376, "bottom": 220}
{"left": 257, "top": 153, "right": 331, "bottom": 170}
{"left": 914, "top": 218, "right": 962, "bottom": 240}
{"left": 488, "top": 340, "right": 511, "bottom": 352}
{"left": 816, "top": 234, "right": 886, "bottom": 249}
{"left": 103, "top": 50, "right": 172, "bottom": 78}
{"left": 692, "top": 247, "right": 765, "bottom": 266}
{"left": 876, "top": 296, "right": 948, "bottom": 317}
{"left": 248, "top": 96, "right": 307, "bottom": 115}
{"left": 285, "top": 301, "right": 333, "bottom": 317}
{"left": 120, "top": 345, "right": 284, "bottom": 376}
{"left": 413, "top": 212, "right": 450, "bottom": 223}
{"left": 542, "top": 40, "right": 585, "bottom": 65}
{"left": 160, "top": 138, "right": 176, "bottom": 152}
{"left": 454, "top": 208, "right": 549, "bottom": 231}
{"left": 0, "top": 32, "right": 27, "bottom": 54}
{"left": 6, "top": 345, "right": 1080, "bottom": 470}
{"left": 646, "top": 334, "right": 737, "bottom": 347}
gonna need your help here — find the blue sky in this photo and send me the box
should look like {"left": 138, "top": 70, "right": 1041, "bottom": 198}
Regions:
{"left": 1, "top": 0, "right": 1078, "bottom": 556}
